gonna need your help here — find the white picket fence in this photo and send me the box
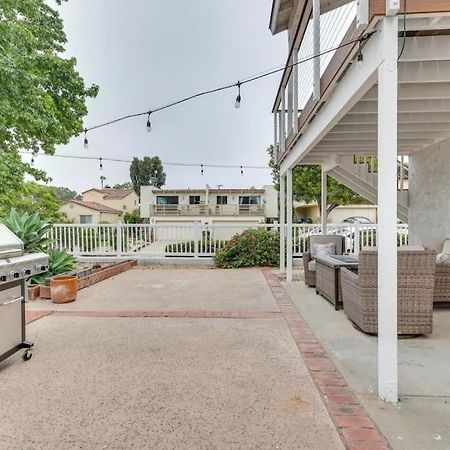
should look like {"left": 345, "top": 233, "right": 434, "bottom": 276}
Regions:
{"left": 48, "top": 222, "right": 409, "bottom": 259}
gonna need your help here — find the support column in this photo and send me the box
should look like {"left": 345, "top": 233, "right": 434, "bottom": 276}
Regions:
{"left": 286, "top": 169, "right": 293, "bottom": 282}
{"left": 279, "top": 174, "right": 286, "bottom": 275}
{"left": 321, "top": 166, "right": 327, "bottom": 235}
{"left": 377, "top": 16, "right": 398, "bottom": 404}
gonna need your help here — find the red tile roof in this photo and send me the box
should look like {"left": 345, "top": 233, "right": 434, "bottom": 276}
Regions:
{"left": 82, "top": 188, "right": 135, "bottom": 199}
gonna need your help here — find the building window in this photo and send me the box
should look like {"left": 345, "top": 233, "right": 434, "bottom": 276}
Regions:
{"left": 123, "top": 205, "right": 127, "bottom": 211}
{"left": 216, "top": 195, "right": 227, "bottom": 205}
{"left": 156, "top": 196, "right": 179, "bottom": 205}
{"left": 80, "top": 215, "right": 93, "bottom": 224}
{"left": 189, "top": 195, "right": 201, "bottom": 205}
{"left": 239, "top": 196, "right": 261, "bottom": 205}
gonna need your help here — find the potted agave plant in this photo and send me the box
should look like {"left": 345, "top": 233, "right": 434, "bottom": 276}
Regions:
{"left": 1, "top": 210, "right": 77, "bottom": 303}
{"left": 31, "top": 249, "right": 77, "bottom": 303}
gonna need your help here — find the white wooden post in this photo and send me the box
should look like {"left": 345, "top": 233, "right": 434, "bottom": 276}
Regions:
{"left": 377, "top": 15, "right": 398, "bottom": 404}
{"left": 279, "top": 175, "right": 286, "bottom": 275}
{"left": 313, "top": 0, "right": 321, "bottom": 101}
{"left": 321, "top": 166, "right": 327, "bottom": 235}
{"left": 274, "top": 112, "right": 278, "bottom": 151}
{"left": 281, "top": 93, "right": 286, "bottom": 154}
{"left": 116, "top": 223, "right": 123, "bottom": 256}
{"left": 286, "top": 168, "right": 293, "bottom": 282}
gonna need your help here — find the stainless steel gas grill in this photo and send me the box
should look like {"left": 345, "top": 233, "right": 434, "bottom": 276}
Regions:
{"left": 0, "top": 224, "right": 49, "bottom": 363}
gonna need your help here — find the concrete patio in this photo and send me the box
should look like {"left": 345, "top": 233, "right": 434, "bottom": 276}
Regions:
{"left": 284, "top": 281, "right": 450, "bottom": 450}
{"left": 0, "top": 268, "right": 347, "bottom": 450}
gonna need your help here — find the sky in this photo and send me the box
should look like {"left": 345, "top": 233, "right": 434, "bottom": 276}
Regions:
{"left": 29, "top": 0, "right": 287, "bottom": 193}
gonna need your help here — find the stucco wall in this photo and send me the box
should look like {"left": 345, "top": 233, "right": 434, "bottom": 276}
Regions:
{"left": 409, "top": 141, "right": 450, "bottom": 251}
{"left": 83, "top": 190, "right": 138, "bottom": 213}
{"left": 59, "top": 203, "right": 120, "bottom": 224}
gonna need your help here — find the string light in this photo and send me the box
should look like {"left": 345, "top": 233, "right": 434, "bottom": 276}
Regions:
{"left": 357, "top": 41, "right": 364, "bottom": 65}
{"left": 99, "top": 157, "right": 103, "bottom": 170}
{"left": 240, "top": 165, "right": 244, "bottom": 176}
{"left": 19, "top": 150, "right": 275, "bottom": 171}
{"left": 83, "top": 129, "right": 89, "bottom": 149}
{"left": 31, "top": 151, "right": 36, "bottom": 166}
{"left": 146, "top": 112, "right": 152, "bottom": 132}
{"left": 234, "top": 82, "right": 241, "bottom": 109}
{"left": 80, "top": 32, "right": 376, "bottom": 138}
{"left": 201, "top": 164, "right": 204, "bottom": 176}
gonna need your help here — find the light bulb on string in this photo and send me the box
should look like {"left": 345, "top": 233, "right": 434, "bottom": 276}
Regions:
{"left": 83, "top": 129, "right": 89, "bottom": 149}
{"left": 234, "top": 82, "right": 241, "bottom": 109}
{"left": 99, "top": 158, "right": 103, "bottom": 170}
{"left": 146, "top": 112, "right": 152, "bottom": 132}
{"left": 357, "top": 41, "right": 364, "bottom": 65}
{"left": 201, "top": 164, "right": 204, "bottom": 176}
{"left": 31, "top": 152, "right": 35, "bottom": 166}
{"left": 240, "top": 165, "right": 244, "bottom": 176}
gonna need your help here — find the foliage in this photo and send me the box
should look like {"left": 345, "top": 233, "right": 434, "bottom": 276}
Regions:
{"left": 113, "top": 182, "right": 133, "bottom": 190}
{"left": 49, "top": 186, "right": 81, "bottom": 202}
{"left": 267, "top": 146, "right": 368, "bottom": 217}
{"left": 123, "top": 209, "right": 144, "bottom": 224}
{"left": 130, "top": 156, "right": 166, "bottom": 197}
{"left": 30, "top": 248, "right": 76, "bottom": 284}
{"left": 0, "top": 209, "right": 53, "bottom": 252}
{"left": 0, "top": 0, "right": 98, "bottom": 204}
{"left": 214, "top": 228, "right": 279, "bottom": 269}
{"left": 0, "top": 182, "right": 64, "bottom": 221}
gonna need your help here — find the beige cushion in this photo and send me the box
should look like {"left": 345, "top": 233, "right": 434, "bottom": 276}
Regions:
{"left": 398, "top": 245, "right": 425, "bottom": 251}
{"left": 308, "top": 260, "right": 316, "bottom": 272}
{"left": 442, "top": 239, "right": 450, "bottom": 254}
{"left": 309, "top": 235, "right": 344, "bottom": 258}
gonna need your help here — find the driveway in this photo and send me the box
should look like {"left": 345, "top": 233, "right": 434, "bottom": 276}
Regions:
{"left": 0, "top": 268, "right": 348, "bottom": 449}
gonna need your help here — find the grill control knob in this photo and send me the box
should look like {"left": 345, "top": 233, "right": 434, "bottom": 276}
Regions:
{"left": 0, "top": 274, "right": 7, "bottom": 283}
{"left": 22, "top": 268, "right": 31, "bottom": 276}
{"left": 13, "top": 272, "right": 20, "bottom": 279}
{"left": 9, "top": 270, "right": 19, "bottom": 280}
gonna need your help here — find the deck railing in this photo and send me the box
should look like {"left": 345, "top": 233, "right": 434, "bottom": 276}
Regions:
{"left": 149, "top": 204, "right": 265, "bottom": 216}
{"left": 49, "top": 222, "right": 409, "bottom": 259}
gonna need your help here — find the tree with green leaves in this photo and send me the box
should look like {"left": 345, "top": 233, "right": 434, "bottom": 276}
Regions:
{"left": 130, "top": 156, "right": 166, "bottom": 197}
{"left": 113, "top": 182, "right": 133, "bottom": 190}
{"left": 0, "top": 182, "right": 64, "bottom": 222}
{"left": 267, "top": 145, "right": 368, "bottom": 218}
{"left": 48, "top": 186, "right": 81, "bottom": 202}
{"left": 0, "top": 0, "right": 98, "bottom": 207}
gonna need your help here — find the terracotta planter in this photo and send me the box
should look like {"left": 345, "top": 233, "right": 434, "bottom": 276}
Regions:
{"left": 50, "top": 275, "right": 78, "bottom": 304}
{"left": 28, "top": 284, "right": 41, "bottom": 301}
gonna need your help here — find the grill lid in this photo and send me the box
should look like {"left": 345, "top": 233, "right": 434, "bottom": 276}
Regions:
{"left": 0, "top": 224, "right": 24, "bottom": 259}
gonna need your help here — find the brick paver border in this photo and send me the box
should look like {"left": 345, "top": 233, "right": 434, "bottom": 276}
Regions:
{"left": 25, "top": 311, "right": 53, "bottom": 325}
{"left": 261, "top": 268, "right": 390, "bottom": 450}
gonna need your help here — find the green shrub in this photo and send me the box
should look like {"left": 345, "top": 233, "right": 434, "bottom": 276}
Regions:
{"left": 0, "top": 209, "right": 53, "bottom": 252}
{"left": 30, "top": 248, "right": 76, "bottom": 284}
{"left": 214, "top": 228, "right": 279, "bottom": 269}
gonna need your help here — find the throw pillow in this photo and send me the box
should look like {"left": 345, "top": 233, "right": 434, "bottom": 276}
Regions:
{"left": 313, "top": 242, "right": 335, "bottom": 259}
{"left": 437, "top": 252, "right": 450, "bottom": 264}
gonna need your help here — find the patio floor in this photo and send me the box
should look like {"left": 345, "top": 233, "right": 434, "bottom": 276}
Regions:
{"left": 0, "top": 268, "right": 347, "bottom": 450}
{"left": 283, "top": 281, "right": 450, "bottom": 450}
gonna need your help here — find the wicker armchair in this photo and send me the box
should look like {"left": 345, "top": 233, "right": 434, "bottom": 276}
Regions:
{"left": 340, "top": 249, "right": 436, "bottom": 335}
{"left": 303, "top": 235, "right": 346, "bottom": 287}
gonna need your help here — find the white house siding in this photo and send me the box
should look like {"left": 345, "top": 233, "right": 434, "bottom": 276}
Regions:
{"left": 409, "top": 141, "right": 450, "bottom": 251}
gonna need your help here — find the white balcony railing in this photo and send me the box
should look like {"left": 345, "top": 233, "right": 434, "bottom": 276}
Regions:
{"left": 150, "top": 204, "right": 265, "bottom": 217}
{"left": 49, "top": 222, "right": 409, "bottom": 258}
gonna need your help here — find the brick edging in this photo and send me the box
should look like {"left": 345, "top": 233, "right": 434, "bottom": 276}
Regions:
{"left": 261, "top": 268, "right": 390, "bottom": 450}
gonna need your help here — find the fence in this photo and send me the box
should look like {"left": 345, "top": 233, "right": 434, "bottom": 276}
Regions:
{"left": 49, "top": 222, "right": 409, "bottom": 259}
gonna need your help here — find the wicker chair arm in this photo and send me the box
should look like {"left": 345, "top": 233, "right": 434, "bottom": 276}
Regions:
{"left": 340, "top": 267, "right": 359, "bottom": 286}
{"left": 303, "top": 252, "right": 312, "bottom": 269}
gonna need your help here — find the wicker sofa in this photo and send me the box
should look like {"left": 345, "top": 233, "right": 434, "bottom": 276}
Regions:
{"left": 434, "top": 239, "right": 450, "bottom": 304}
{"left": 340, "top": 249, "right": 436, "bottom": 335}
{"left": 303, "top": 235, "right": 346, "bottom": 287}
